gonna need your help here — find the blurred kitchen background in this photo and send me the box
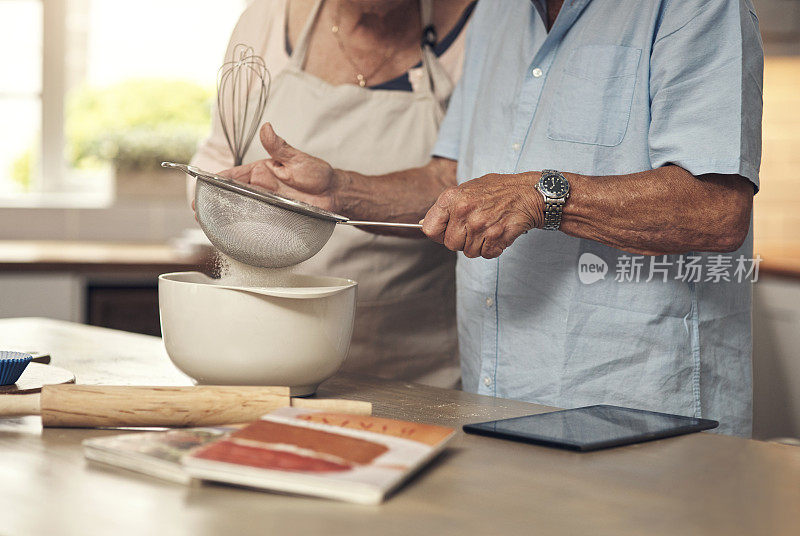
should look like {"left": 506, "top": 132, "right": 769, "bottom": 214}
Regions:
{"left": 0, "top": 0, "right": 798, "bottom": 440}
{"left": 0, "top": 1, "right": 244, "bottom": 331}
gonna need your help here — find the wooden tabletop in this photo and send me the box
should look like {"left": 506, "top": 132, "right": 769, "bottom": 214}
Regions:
{"left": 0, "top": 318, "right": 798, "bottom": 536}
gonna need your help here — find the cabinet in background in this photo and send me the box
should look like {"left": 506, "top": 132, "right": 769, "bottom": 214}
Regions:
{"left": 85, "top": 282, "right": 160, "bottom": 336}
{"left": 0, "top": 274, "right": 83, "bottom": 322}
{"left": 0, "top": 274, "right": 163, "bottom": 337}
{"left": 0, "top": 241, "right": 201, "bottom": 337}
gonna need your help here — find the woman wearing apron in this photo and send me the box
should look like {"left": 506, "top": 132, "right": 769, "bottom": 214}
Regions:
{"left": 192, "top": 0, "right": 475, "bottom": 387}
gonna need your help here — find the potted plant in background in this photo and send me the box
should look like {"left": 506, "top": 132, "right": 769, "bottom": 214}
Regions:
{"left": 6, "top": 79, "right": 205, "bottom": 204}
{"left": 66, "top": 78, "right": 213, "bottom": 201}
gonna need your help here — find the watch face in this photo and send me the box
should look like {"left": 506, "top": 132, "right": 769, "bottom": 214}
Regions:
{"left": 539, "top": 172, "right": 570, "bottom": 198}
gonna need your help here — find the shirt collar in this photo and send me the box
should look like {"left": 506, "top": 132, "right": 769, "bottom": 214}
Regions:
{"left": 531, "top": 1, "right": 592, "bottom": 30}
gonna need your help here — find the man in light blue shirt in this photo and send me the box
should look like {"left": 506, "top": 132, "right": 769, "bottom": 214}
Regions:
{"left": 228, "top": 0, "right": 763, "bottom": 436}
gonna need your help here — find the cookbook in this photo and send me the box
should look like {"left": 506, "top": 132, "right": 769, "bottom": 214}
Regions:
{"left": 83, "top": 426, "right": 239, "bottom": 485}
{"left": 182, "top": 407, "right": 456, "bottom": 504}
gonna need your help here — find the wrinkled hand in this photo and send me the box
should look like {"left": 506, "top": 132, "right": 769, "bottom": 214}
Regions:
{"left": 219, "top": 123, "right": 339, "bottom": 212}
{"left": 421, "top": 173, "right": 544, "bottom": 259}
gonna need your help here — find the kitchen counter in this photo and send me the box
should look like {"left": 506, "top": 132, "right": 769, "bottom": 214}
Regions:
{"left": 0, "top": 318, "right": 798, "bottom": 536}
{"left": 0, "top": 242, "right": 207, "bottom": 335}
{"left": 0, "top": 240, "right": 202, "bottom": 274}
{"left": 757, "top": 244, "right": 800, "bottom": 280}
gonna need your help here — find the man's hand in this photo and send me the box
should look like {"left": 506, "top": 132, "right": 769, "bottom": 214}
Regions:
{"left": 220, "top": 123, "right": 341, "bottom": 212}
{"left": 422, "top": 173, "right": 544, "bottom": 259}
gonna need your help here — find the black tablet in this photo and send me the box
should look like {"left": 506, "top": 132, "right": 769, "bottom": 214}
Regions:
{"left": 463, "top": 405, "right": 719, "bottom": 451}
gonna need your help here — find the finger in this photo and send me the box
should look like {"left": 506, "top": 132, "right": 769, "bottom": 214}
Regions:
{"left": 479, "top": 224, "right": 505, "bottom": 259}
{"left": 443, "top": 221, "right": 468, "bottom": 252}
{"left": 421, "top": 188, "right": 458, "bottom": 243}
{"left": 421, "top": 205, "right": 448, "bottom": 244}
{"left": 481, "top": 224, "right": 525, "bottom": 259}
{"left": 463, "top": 234, "right": 485, "bottom": 259}
{"left": 266, "top": 178, "right": 311, "bottom": 201}
{"left": 421, "top": 206, "right": 450, "bottom": 245}
{"left": 260, "top": 123, "right": 300, "bottom": 163}
{"left": 463, "top": 219, "right": 488, "bottom": 258}
{"left": 462, "top": 212, "right": 492, "bottom": 258}
{"left": 262, "top": 159, "right": 321, "bottom": 199}
{"left": 263, "top": 158, "right": 295, "bottom": 183}
{"left": 248, "top": 161, "right": 283, "bottom": 192}
{"left": 248, "top": 165, "right": 322, "bottom": 205}
{"left": 219, "top": 161, "right": 259, "bottom": 183}
{"left": 481, "top": 242, "right": 504, "bottom": 259}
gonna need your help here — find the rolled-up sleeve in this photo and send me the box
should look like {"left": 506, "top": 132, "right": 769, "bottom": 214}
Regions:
{"left": 648, "top": 0, "right": 763, "bottom": 191}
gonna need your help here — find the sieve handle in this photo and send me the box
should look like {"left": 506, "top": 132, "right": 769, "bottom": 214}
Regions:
{"left": 341, "top": 221, "right": 423, "bottom": 229}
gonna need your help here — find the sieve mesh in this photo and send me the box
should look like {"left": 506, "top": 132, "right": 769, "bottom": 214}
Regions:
{"left": 195, "top": 180, "right": 336, "bottom": 268}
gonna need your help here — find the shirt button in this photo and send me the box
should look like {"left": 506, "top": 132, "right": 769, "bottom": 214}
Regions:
{"left": 483, "top": 376, "right": 493, "bottom": 387}
{"left": 511, "top": 143, "right": 521, "bottom": 151}
{"left": 485, "top": 297, "right": 494, "bottom": 308}
{"left": 532, "top": 67, "right": 543, "bottom": 78}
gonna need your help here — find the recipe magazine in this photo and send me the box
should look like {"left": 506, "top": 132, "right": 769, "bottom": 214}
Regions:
{"left": 182, "top": 407, "right": 456, "bottom": 505}
{"left": 82, "top": 426, "right": 241, "bottom": 485}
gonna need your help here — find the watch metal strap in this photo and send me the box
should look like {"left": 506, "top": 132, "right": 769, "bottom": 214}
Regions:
{"left": 542, "top": 198, "right": 565, "bottom": 231}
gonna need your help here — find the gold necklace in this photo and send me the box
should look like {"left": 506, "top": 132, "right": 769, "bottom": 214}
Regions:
{"left": 331, "top": 2, "right": 407, "bottom": 87}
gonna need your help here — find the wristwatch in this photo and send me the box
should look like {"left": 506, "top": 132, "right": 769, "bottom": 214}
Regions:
{"left": 535, "top": 169, "right": 570, "bottom": 231}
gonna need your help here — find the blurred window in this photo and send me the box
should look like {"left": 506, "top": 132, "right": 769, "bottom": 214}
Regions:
{"left": 0, "top": 0, "right": 42, "bottom": 199}
{"left": 0, "top": 0, "right": 244, "bottom": 206}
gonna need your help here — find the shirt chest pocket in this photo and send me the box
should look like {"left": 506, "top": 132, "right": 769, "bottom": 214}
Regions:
{"left": 546, "top": 45, "right": 641, "bottom": 147}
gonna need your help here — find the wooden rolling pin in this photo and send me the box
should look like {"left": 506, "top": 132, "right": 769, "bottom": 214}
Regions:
{"left": 0, "top": 385, "right": 372, "bottom": 427}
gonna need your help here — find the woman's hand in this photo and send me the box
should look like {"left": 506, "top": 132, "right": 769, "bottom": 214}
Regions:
{"left": 220, "top": 123, "right": 342, "bottom": 213}
{"left": 421, "top": 173, "right": 544, "bottom": 259}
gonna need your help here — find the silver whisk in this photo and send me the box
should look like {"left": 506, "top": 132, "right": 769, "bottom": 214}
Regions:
{"left": 217, "top": 43, "right": 271, "bottom": 166}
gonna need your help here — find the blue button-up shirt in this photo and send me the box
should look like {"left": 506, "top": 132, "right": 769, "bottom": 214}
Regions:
{"left": 433, "top": 0, "right": 763, "bottom": 436}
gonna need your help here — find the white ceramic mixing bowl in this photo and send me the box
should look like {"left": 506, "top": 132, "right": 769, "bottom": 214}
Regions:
{"left": 159, "top": 271, "right": 356, "bottom": 395}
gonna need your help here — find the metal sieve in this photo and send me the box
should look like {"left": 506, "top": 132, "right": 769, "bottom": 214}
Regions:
{"left": 163, "top": 162, "right": 423, "bottom": 268}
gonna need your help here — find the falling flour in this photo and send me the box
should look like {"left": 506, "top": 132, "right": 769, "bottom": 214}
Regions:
{"left": 214, "top": 252, "right": 298, "bottom": 288}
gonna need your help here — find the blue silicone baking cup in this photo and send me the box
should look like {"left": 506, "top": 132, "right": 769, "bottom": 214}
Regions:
{"left": 0, "top": 351, "right": 33, "bottom": 386}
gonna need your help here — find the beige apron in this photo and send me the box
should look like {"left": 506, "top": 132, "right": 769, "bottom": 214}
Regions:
{"left": 243, "top": 0, "right": 459, "bottom": 387}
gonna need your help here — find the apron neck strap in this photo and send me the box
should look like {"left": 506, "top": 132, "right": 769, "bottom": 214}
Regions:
{"left": 290, "top": 0, "right": 325, "bottom": 69}
{"left": 420, "top": 0, "right": 434, "bottom": 29}
{"left": 416, "top": 0, "right": 440, "bottom": 97}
